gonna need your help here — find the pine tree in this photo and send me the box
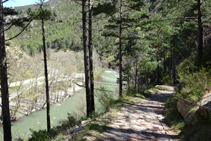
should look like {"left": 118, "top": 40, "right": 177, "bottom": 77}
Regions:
{"left": 93, "top": 0, "right": 146, "bottom": 95}
{"left": 0, "top": 1, "right": 38, "bottom": 140}
{"left": 82, "top": 0, "right": 92, "bottom": 117}
{"left": 0, "top": 1, "right": 11, "bottom": 140}
{"left": 88, "top": 0, "right": 95, "bottom": 115}
{"left": 27, "top": 0, "right": 54, "bottom": 131}
{"left": 41, "top": 0, "right": 51, "bottom": 132}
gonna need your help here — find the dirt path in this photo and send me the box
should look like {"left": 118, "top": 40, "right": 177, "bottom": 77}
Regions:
{"left": 80, "top": 85, "right": 180, "bottom": 141}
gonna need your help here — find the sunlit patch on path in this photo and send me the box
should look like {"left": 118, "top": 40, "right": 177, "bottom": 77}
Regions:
{"left": 86, "top": 85, "right": 180, "bottom": 141}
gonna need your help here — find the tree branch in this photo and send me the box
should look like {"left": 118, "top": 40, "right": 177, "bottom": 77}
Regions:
{"left": 5, "top": 19, "right": 33, "bottom": 41}
{"left": 3, "top": 0, "right": 9, "bottom": 3}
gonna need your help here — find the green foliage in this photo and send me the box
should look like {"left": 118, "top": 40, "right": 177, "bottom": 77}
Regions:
{"left": 85, "top": 124, "right": 108, "bottom": 133}
{"left": 165, "top": 97, "right": 185, "bottom": 133}
{"left": 29, "top": 115, "right": 81, "bottom": 141}
{"left": 92, "top": 2, "right": 117, "bottom": 16}
{"left": 5, "top": 41, "right": 11, "bottom": 46}
{"left": 6, "top": 0, "right": 116, "bottom": 57}
{"left": 178, "top": 67, "right": 211, "bottom": 102}
{"left": 67, "top": 115, "right": 78, "bottom": 127}
{"left": 27, "top": 8, "right": 54, "bottom": 21}
{"left": 29, "top": 129, "right": 48, "bottom": 141}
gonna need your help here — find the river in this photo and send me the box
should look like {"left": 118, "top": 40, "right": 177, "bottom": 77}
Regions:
{"left": 0, "top": 70, "right": 118, "bottom": 140}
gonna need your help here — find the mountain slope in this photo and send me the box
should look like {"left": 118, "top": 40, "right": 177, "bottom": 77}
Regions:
{"left": 6, "top": 0, "right": 116, "bottom": 56}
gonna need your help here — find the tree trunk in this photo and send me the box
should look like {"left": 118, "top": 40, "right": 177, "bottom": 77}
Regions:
{"left": 134, "top": 57, "right": 138, "bottom": 92}
{"left": 156, "top": 44, "right": 159, "bottom": 85}
{"left": 164, "top": 57, "right": 166, "bottom": 76}
{"left": 172, "top": 51, "right": 176, "bottom": 84}
{"left": 0, "top": 1, "right": 12, "bottom": 140}
{"left": 41, "top": 0, "right": 51, "bottom": 132}
{"left": 197, "top": 0, "right": 203, "bottom": 59}
{"left": 82, "top": 0, "right": 91, "bottom": 117}
{"left": 119, "top": 0, "right": 123, "bottom": 97}
{"left": 88, "top": 0, "right": 95, "bottom": 115}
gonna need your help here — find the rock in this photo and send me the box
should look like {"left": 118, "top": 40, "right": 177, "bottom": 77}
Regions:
{"left": 177, "top": 92, "right": 211, "bottom": 124}
{"left": 198, "top": 92, "right": 211, "bottom": 118}
{"left": 71, "top": 126, "right": 85, "bottom": 134}
{"left": 177, "top": 98, "right": 198, "bottom": 125}
{"left": 81, "top": 118, "right": 92, "bottom": 125}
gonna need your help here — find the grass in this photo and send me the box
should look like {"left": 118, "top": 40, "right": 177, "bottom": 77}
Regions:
{"left": 165, "top": 97, "right": 185, "bottom": 133}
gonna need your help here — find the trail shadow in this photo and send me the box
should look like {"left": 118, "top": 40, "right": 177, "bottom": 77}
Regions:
{"left": 90, "top": 87, "right": 179, "bottom": 140}
{"left": 147, "top": 92, "right": 173, "bottom": 103}
{"left": 92, "top": 125, "right": 179, "bottom": 141}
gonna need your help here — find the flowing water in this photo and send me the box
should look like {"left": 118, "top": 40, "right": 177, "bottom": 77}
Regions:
{"left": 0, "top": 70, "right": 118, "bottom": 140}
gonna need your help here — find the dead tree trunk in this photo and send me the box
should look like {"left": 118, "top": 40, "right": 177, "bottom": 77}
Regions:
{"left": 0, "top": 1, "right": 12, "bottom": 140}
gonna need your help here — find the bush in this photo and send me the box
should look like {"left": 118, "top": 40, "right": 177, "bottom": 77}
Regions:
{"left": 5, "top": 41, "right": 11, "bottom": 46}
{"left": 29, "top": 129, "right": 48, "bottom": 141}
{"left": 178, "top": 67, "right": 211, "bottom": 102}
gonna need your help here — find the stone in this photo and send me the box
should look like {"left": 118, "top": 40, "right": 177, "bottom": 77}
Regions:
{"left": 177, "top": 92, "right": 211, "bottom": 124}
{"left": 177, "top": 98, "right": 198, "bottom": 125}
{"left": 198, "top": 92, "right": 211, "bottom": 118}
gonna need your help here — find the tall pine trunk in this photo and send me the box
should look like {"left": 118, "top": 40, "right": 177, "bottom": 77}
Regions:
{"left": 88, "top": 0, "right": 95, "bottom": 115}
{"left": 197, "top": 0, "right": 203, "bottom": 59}
{"left": 134, "top": 57, "right": 138, "bottom": 92}
{"left": 82, "top": 0, "right": 91, "bottom": 117}
{"left": 164, "top": 57, "right": 166, "bottom": 76}
{"left": 0, "top": 1, "right": 12, "bottom": 140}
{"left": 119, "top": 0, "right": 123, "bottom": 97}
{"left": 172, "top": 51, "right": 176, "bottom": 84}
{"left": 156, "top": 43, "right": 159, "bottom": 85}
{"left": 41, "top": 0, "right": 51, "bottom": 132}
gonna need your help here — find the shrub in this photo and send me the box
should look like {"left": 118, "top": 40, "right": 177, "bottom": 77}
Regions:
{"left": 29, "top": 129, "right": 48, "bottom": 141}
{"left": 178, "top": 67, "right": 211, "bottom": 102}
{"left": 5, "top": 41, "right": 11, "bottom": 46}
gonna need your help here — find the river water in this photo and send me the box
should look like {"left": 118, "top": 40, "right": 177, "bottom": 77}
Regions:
{"left": 0, "top": 70, "right": 118, "bottom": 140}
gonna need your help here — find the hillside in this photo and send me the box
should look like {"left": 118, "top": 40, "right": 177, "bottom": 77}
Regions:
{"left": 6, "top": 0, "right": 116, "bottom": 58}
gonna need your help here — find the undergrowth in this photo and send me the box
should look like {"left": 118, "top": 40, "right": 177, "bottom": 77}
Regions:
{"left": 178, "top": 66, "right": 211, "bottom": 102}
